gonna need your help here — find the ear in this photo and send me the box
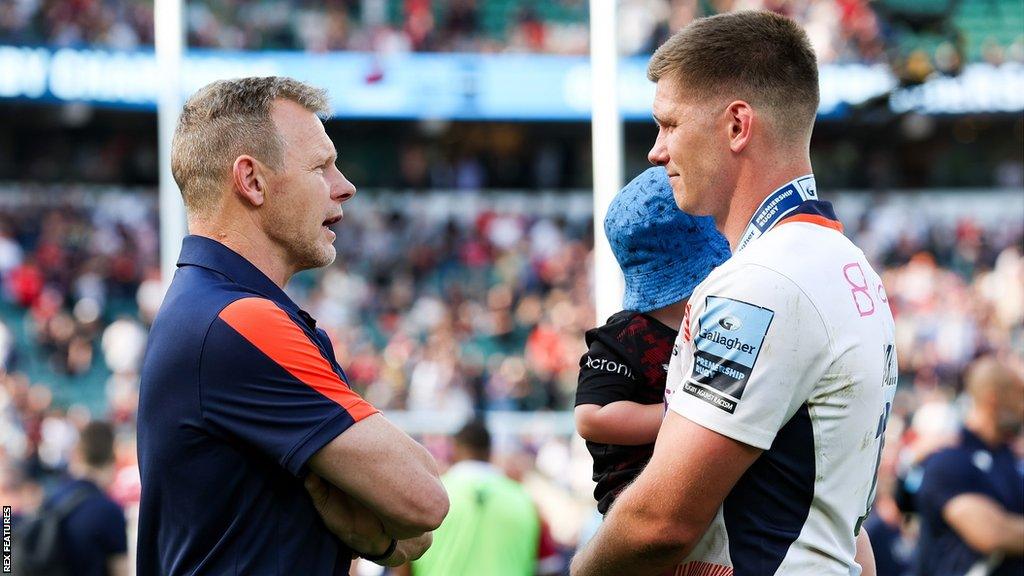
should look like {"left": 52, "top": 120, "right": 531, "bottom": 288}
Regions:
{"left": 231, "top": 155, "right": 267, "bottom": 207}
{"left": 726, "top": 101, "right": 754, "bottom": 154}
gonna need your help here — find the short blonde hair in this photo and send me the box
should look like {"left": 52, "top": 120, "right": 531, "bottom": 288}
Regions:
{"left": 966, "top": 355, "right": 1024, "bottom": 398}
{"left": 647, "top": 10, "right": 819, "bottom": 138}
{"left": 170, "top": 76, "right": 330, "bottom": 215}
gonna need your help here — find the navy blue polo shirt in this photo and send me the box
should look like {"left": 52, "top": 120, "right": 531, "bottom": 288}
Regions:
{"left": 137, "top": 235, "right": 378, "bottom": 576}
{"left": 915, "top": 428, "right": 1024, "bottom": 576}
{"left": 863, "top": 512, "right": 912, "bottom": 576}
{"left": 48, "top": 478, "right": 127, "bottom": 576}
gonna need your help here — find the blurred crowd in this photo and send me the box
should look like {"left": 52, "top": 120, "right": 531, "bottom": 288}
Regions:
{"left": 0, "top": 187, "right": 1020, "bottom": 572}
{"left": 1, "top": 0, "right": 1022, "bottom": 68}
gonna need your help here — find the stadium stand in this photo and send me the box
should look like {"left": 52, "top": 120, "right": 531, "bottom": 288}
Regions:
{"left": 0, "top": 1, "right": 1022, "bottom": 574}
{"left": 2, "top": 0, "right": 1022, "bottom": 64}
{"left": 0, "top": 186, "right": 1020, "bottom": 569}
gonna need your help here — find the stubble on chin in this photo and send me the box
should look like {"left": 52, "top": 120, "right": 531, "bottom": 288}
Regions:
{"left": 305, "top": 242, "right": 336, "bottom": 270}
{"left": 288, "top": 235, "right": 337, "bottom": 272}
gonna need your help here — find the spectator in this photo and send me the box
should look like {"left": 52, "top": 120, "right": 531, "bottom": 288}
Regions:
{"left": 915, "top": 356, "right": 1024, "bottom": 576}
{"left": 407, "top": 418, "right": 540, "bottom": 576}
{"left": 44, "top": 421, "right": 127, "bottom": 576}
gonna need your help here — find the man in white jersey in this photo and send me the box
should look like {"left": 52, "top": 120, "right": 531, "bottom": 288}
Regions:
{"left": 572, "top": 11, "right": 894, "bottom": 576}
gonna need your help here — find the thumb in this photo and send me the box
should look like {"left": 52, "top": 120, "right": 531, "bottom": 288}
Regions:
{"left": 304, "top": 473, "right": 328, "bottom": 506}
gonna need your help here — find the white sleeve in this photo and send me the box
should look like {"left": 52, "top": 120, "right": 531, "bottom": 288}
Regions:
{"left": 668, "top": 263, "right": 832, "bottom": 449}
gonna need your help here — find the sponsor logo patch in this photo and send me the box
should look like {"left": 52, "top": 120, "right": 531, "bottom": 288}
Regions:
{"left": 718, "top": 315, "right": 742, "bottom": 331}
{"left": 583, "top": 355, "right": 635, "bottom": 380}
{"left": 684, "top": 296, "right": 774, "bottom": 412}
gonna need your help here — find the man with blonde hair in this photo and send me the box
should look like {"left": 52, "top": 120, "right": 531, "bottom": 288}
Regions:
{"left": 574, "top": 11, "right": 890, "bottom": 576}
{"left": 138, "top": 76, "right": 448, "bottom": 576}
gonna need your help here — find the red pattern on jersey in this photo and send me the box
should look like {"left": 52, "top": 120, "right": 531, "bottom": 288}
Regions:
{"left": 675, "top": 561, "right": 734, "bottom": 576}
{"left": 682, "top": 302, "right": 692, "bottom": 342}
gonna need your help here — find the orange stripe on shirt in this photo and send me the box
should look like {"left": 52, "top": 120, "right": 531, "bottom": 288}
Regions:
{"left": 777, "top": 213, "right": 845, "bottom": 233}
{"left": 219, "top": 297, "right": 378, "bottom": 422}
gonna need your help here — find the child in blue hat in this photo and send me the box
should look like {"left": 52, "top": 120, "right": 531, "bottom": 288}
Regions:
{"left": 575, "top": 167, "right": 731, "bottom": 515}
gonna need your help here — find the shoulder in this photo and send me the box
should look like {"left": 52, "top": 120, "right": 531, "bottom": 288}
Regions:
{"left": 149, "top": 269, "right": 254, "bottom": 350}
{"left": 918, "top": 445, "right": 982, "bottom": 500}
{"left": 693, "top": 255, "right": 814, "bottom": 319}
{"left": 591, "top": 310, "right": 674, "bottom": 344}
{"left": 585, "top": 311, "right": 641, "bottom": 352}
{"left": 65, "top": 483, "right": 124, "bottom": 527}
{"left": 216, "top": 296, "right": 295, "bottom": 334}
{"left": 588, "top": 310, "right": 643, "bottom": 337}
{"left": 686, "top": 256, "right": 834, "bottom": 370}
{"left": 82, "top": 492, "right": 124, "bottom": 523}
{"left": 201, "top": 296, "right": 313, "bottom": 371}
{"left": 749, "top": 222, "right": 861, "bottom": 269}
{"left": 925, "top": 444, "right": 970, "bottom": 465}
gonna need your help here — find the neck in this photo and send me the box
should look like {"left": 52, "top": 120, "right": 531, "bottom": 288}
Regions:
{"left": 76, "top": 465, "right": 114, "bottom": 490}
{"left": 647, "top": 299, "right": 688, "bottom": 331}
{"left": 453, "top": 454, "right": 490, "bottom": 466}
{"left": 190, "top": 218, "right": 294, "bottom": 288}
{"left": 719, "top": 154, "right": 813, "bottom": 250}
{"left": 965, "top": 410, "right": 1005, "bottom": 448}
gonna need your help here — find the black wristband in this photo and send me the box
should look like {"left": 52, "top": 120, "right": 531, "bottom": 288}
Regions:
{"left": 359, "top": 538, "right": 397, "bottom": 562}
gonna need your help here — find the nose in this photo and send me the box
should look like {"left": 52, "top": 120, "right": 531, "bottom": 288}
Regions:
{"left": 331, "top": 168, "right": 357, "bottom": 202}
{"left": 648, "top": 130, "right": 668, "bottom": 166}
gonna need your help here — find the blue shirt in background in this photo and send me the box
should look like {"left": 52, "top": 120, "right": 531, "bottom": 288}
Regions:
{"left": 915, "top": 428, "right": 1024, "bottom": 576}
{"left": 48, "top": 478, "right": 126, "bottom": 576}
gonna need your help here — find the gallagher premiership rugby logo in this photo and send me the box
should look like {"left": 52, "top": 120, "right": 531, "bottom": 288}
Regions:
{"left": 682, "top": 296, "right": 774, "bottom": 413}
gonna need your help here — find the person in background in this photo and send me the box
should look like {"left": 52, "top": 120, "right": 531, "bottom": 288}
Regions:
{"left": 49, "top": 421, "right": 128, "bottom": 576}
{"left": 915, "top": 355, "right": 1024, "bottom": 576}
{"left": 406, "top": 418, "right": 540, "bottom": 576}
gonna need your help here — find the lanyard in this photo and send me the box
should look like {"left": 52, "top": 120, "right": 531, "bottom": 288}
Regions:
{"left": 735, "top": 174, "right": 818, "bottom": 252}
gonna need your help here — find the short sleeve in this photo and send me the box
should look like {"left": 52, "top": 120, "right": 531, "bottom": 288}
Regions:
{"left": 917, "top": 450, "right": 981, "bottom": 515}
{"left": 575, "top": 335, "right": 638, "bottom": 407}
{"left": 200, "top": 297, "right": 378, "bottom": 477}
{"left": 668, "top": 264, "right": 831, "bottom": 449}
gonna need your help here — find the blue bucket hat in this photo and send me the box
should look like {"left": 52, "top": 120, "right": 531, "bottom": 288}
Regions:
{"left": 604, "top": 167, "right": 731, "bottom": 313}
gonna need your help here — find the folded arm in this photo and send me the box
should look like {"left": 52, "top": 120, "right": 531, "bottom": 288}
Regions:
{"left": 305, "top": 473, "right": 434, "bottom": 565}
{"left": 575, "top": 401, "right": 664, "bottom": 445}
{"left": 944, "top": 493, "right": 1024, "bottom": 556}
{"left": 308, "top": 413, "right": 449, "bottom": 540}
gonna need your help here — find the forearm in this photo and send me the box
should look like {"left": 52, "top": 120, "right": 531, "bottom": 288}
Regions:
{"left": 577, "top": 402, "right": 664, "bottom": 445}
{"left": 999, "top": 515, "right": 1024, "bottom": 554}
{"left": 305, "top": 473, "right": 395, "bottom": 555}
{"left": 308, "top": 415, "right": 449, "bottom": 538}
{"left": 571, "top": 489, "right": 688, "bottom": 576}
{"left": 945, "top": 495, "right": 1024, "bottom": 555}
{"left": 965, "top": 514, "right": 1024, "bottom": 555}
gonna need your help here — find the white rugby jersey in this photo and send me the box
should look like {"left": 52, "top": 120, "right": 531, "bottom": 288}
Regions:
{"left": 664, "top": 176, "right": 897, "bottom": 576}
